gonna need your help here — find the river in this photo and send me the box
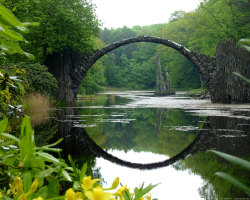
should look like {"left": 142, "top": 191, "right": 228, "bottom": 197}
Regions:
{"left": 33, "top": 90, "right": 250, "bottom": 199}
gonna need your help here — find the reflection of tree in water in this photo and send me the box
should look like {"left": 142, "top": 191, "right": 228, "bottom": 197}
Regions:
{"left": 44, "top": 107, "right": 250, "bottom": 198}
{"left": 156, "top": 108, "right": 170, "bottom": 134}
{"left": 183, "top": 116, "right": 250, "bottom": 199}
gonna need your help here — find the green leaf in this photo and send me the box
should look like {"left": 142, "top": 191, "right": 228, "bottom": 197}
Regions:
{"left": 36, "top": 186, "right": 48, "bottom": 199}
{"left": 0, "top": 118, "right": 8, "bottom": 133}
{"left": 36, "top": 152, "right": 63, "bottom": 165}
{"left": 233, "top": 72, "right": 250, "bottom": 84}
{"left": 208, "top": 150, "right": 250, "bottom": 170}
{"left": 0, "top": 23, "right": 24, "bottom": 41}
{"left": 134, "top": 183, "right": 159, "bottom": 200}
{"left": 0, "top": 39, "right": 34, "bottom": 59}
{"left": 0, "top": 133, "right": 20, "bottom": 143}
{"left": 68, "top": 155, "right": 80, "bottom": 179}
{"left": 123, "top": 188, "right": 133, "bottom": 200}
{"left": 62, "top": 169, "right": 72, "bottom": 182}
{"left": 23, "top": 171, "right": 32, "bottom": 193}
{"left": 80, "top": 162, "right": 87, "bottom": 181}
{"left": 19, "top": 116, "right": 36, "bottom": 161}
{"left": 21, "top": 116, "right": 33, "bottom": 137}
{"left": 47, "top": 179, "right": 59, "bottom": 198}
{"left": 73, "top": 181, "right": 80, "bottom": 190}
{"left": 23, "top": 22, "right": 40, "bottom": 26}
{"left": 36, "top": 147, "right": 62, "bottom": 153}
{"left": 37, "top": 168, "right": 56, "bottom": 180}
{"left": 215, "top": 172, "right": 250, "bottom": 195}
{"left": 0, "top": 5, "right": 25, "bottom": 31}
{"left": 43, "top": 138, "right": 63, "bottom": 148}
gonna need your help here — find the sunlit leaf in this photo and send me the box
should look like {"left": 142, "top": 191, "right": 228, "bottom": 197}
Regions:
{"left": 0, "top": 118, "right": 8, "bottom": 133}
{"left": 0, "top": 5, "right": 27, "bottom": 31}
{"left": 0, "top": 132, "right": 20, "bottom": 143}
{"left": 62, "top": 169, "right": 72, "bottom": 182}
{"left": 36, "top": 152, "right": 64, "bottom": 165}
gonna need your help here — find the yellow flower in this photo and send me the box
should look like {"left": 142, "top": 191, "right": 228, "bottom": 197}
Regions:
{"left": 8, "top": 176, "right": 23, "bottom": 197}
{"left": 104, "top": 177, "right": 119, "bottom": 190}
{"left": 32, "top": 197, "right": 44, "bottom": 200}
{"left": 30, "top": 178, "right": 39, "bottom": 194}
{"left": 81, "top": 176, "right": 100, "bottom": 190}
{"left": 18, "top": 194, "right": 26, "bottom": 200}
{"left": 113, "top": 186, "right": 127, "bottom": 200}
{"left": 145, "top": 193, "right": 151, "bottom": 200}
{"left": 85, "top": 188, "right": 112, "bottom": 200}
{"left": 65, "top": 188, "right": 83, "bottom": 200}
{"left": 139, "top": 198, "right": 144, "bottom": 200}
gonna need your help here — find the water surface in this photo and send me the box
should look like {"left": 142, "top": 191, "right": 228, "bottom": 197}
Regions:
{"left": 34, "top": 91, "right": 250, "bottom": 199}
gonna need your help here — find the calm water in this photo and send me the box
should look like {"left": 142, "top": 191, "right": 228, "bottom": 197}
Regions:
{"left": 34, "top": 91, "right": 250, "bottom": 200}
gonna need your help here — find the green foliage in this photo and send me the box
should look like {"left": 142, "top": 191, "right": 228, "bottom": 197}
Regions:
{"left": 0, "top": 4, "right": 36, "bottom": 59}
{"left": 100, "top": 0, "right": 249, "bottom": 90}
{"left": 1, "top": 0, "right": 100, "bottom": 62}
{"left": 16, "top": 62, "right": 57, "bottom": 97}
{"left": 208, "top": 150, "right": 250, "bottom": 196}
{"left": 0, "top": 117, "right": 158, "bottom": 199}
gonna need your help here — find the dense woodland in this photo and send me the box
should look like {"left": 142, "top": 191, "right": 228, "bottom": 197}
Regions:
{"left": 0, "top": 0, "right": 249, "bottom": 100}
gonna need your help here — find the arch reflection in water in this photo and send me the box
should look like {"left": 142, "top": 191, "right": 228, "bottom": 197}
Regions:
{"left": 41, "top": 92, "right": 250, "bottom": 199}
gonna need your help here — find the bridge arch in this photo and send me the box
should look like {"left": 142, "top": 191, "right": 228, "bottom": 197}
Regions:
{"left": 72, "top": 36, "right": 215, "bottom": 101}
{"left": 46, "top": 36, "right": 215, "bottom": 105}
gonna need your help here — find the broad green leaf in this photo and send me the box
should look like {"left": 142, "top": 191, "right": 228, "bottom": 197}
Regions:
{"left": 1, "top": 133, "right": 20, "bottom": 143}
{"left": 215, "top": 172, "right": 250, "bottom": 195}
{"left": 19, "top": 116, "right": 36, "bottom": 161}
{"left": 62, "top": 169, "right": 72, "bottom": 182}
{"left": 36, "top": 152, "right": 63, "bottom": 165}
{"left": 0, "top": 5, "right": 26, "bottom": 31}
{"left": 208, "top": 150, "right": 250, "bottom": 170}
{"left": 0, "top": 23, "right": 24, "bottom": 41}
{"left": 21, "top": 116, "right": 33, "bottom": 137}
{"left": 0, "top": 118, "right": 8, "bottom": 133}
{"left": 0, "top": 39, "right": 34, "bottom": 59}
{"left": 23, "top": 171, "right": 32, "bottom": 193}
{"left": 47, "top": 179, "right": 59, "bottom": 198}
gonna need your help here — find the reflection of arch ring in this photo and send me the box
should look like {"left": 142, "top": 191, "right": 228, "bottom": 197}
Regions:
{"left": 85, "top": 129, "right": 206, "bottom": 170}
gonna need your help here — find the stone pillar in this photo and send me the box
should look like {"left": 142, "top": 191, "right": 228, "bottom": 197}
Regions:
{"left": 211, "top": 39, "right": 250, "bottom": 103}
{"left": 155, "top": 54, "right": 167, "bottom": 96}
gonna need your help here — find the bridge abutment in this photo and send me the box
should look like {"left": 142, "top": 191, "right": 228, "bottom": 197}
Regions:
{"left": 211, "top": 39, "right": 250, "bottom": 103}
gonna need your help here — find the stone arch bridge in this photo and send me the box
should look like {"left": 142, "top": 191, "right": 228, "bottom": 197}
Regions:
{"left": 46, "top": 36, "right": 249, "bottom": 105}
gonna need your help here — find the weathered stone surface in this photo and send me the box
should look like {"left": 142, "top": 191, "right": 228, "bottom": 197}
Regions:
{"left": 211, "top": 39, "right": 250, "bottom": 103}
{"left": 155, "top": 54, "right": 168, "bottom": 96}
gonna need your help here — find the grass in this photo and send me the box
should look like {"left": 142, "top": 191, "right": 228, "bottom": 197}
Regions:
{"left": 23, "top": 93, "right": 53, "bottom": 126}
